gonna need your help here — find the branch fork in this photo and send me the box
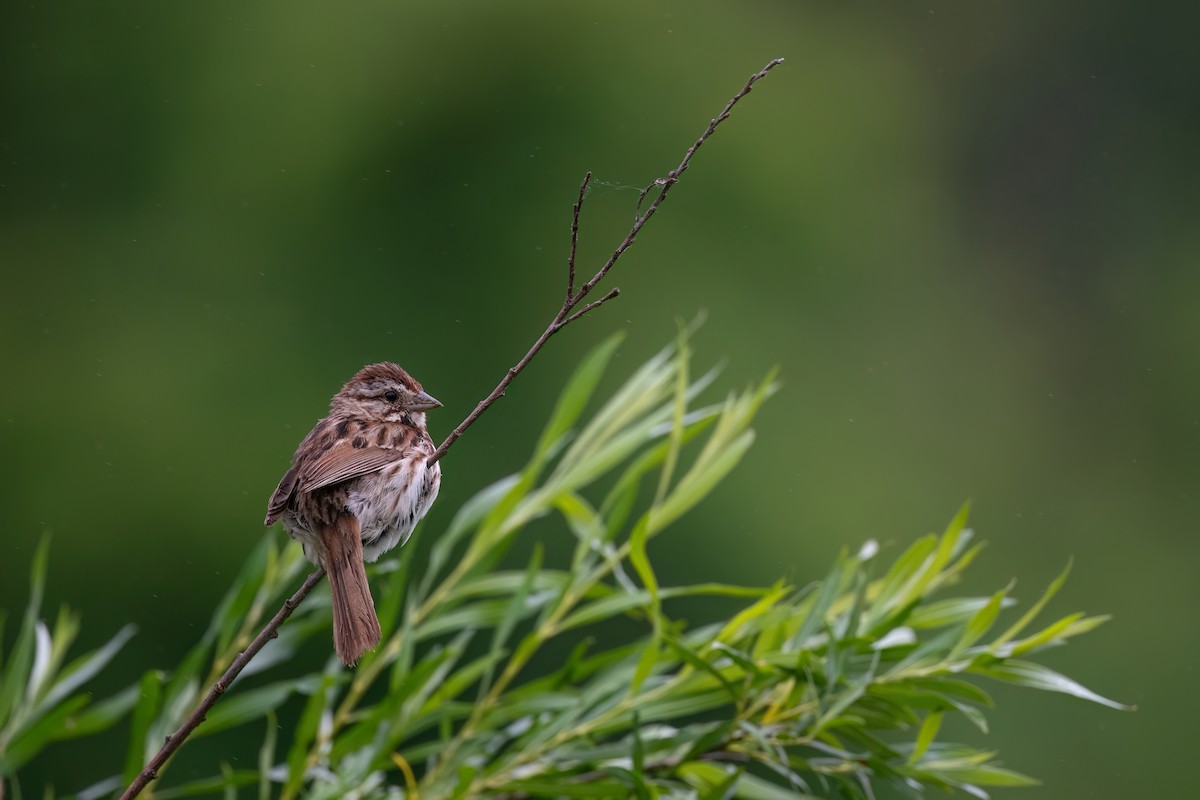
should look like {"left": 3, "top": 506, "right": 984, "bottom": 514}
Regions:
{"left": 120, "top": 56, "right": 783, "bottom": 800}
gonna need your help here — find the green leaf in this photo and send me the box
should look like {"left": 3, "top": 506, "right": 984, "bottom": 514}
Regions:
{"left": 630, "top": 634, "right": 662, "bottom": 694}
{"left": 653, "top": 323, "right": 690, "bottom": 507}
{"left": 943, "top": 764, "right": 1040, "bottom": 787}
{"left": 735, "top": 772, "right": 821, "bottom": 799}
{"left": 194, "top": 677, "right": 319, "bottom": 738}
{"left": 0, "top": 695, "right": 89, "bottom": 771}
{"left": 557, "top": 492, "right": 607, "bottom": 570}
{"left": 123, "top": 670, "right": 163, "bottom": 784}
{"left": 283, "top": 672, "right": 334, "bottom": 797}
{"left": 908, "top": 710, "right": 942, "bottom": 765}
{"left": 990, "top": 559, "right": 1072, "bottom": 653}
{"left": 39, "top": 624, "right": 136, "bottom": 712}
{"left": 628, "top": 517, "right": 661, "bottom": 632}
{"left": 558, "top": 583, "right": 766, "bottom": 633}
{"left": 974, "top": 660, "right": 1131, "bottom": 710}
{"left": 908, "top": 596, "right": 1017, "bottom": 629}
{"left": 150, "top": 771, "right": 259, "bottom": 800}
{"left": 421, "top": 473, "right": 520, "bottom": 598}
{"left": 212, "top": 538, "right": 271, "bottom": 657}
{"left": 258, "top": 711, "right": 277, "bottom": 800}
{"left": 789, "top": 553, "right": 848, "bottom": 648}
{"left": 949, "top": 585, "right": 1010, "bottom": 660}
{"left": 649, "top": 430, "right": 756, "bottom": 536}
{"left": 534, "top": 331, "right": 624, "bottom": 460}
{"left": 495, "top": 779, "right": 637, "bottom": 797}
{"left": 0, "top": 537, "right": 50, "bottom": 731}
{"left": 482, "top": 543, "right": 543, "bottom": 695}
{"left": 678, "top": 760, "right": 742, "bottom": 799}
{"left": 61, "top": 680, "right": 140, "bottom": 737}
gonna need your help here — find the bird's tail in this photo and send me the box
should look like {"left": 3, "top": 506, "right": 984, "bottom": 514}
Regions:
{"left": 317, "top": 517, "right": 381, "bottom": 666}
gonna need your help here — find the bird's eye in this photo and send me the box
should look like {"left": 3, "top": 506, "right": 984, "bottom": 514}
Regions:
{"left": 384, "top": 390, "right": 400, "bottom": 403}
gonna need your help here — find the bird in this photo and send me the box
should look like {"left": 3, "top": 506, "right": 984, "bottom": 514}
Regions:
{"left": 265, "top": 362, "right": 442, "bottom": 665}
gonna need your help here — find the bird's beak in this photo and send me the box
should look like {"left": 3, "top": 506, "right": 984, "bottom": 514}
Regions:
{"left": 410, "top": 390, "right": 442, "bottom": 411}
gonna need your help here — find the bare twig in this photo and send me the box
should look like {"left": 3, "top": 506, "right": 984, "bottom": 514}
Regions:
{"left": 434, "top": 56, "right": 784, "bottom": 463}
{"left": 118, "top": 570, "right": 325, "bottom": 800}
{"left": 120, "top": 57, "right": 783, "bottom": 800}
{"left": 566, "top": 172, "right": 591, "bottom": 298}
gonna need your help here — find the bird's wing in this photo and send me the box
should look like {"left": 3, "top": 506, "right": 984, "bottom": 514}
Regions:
{"left": 265, "top": 465, "right": 299, "bottom": 526}
{"left": 297, "top": 441, "right": 408, "bottom": 494}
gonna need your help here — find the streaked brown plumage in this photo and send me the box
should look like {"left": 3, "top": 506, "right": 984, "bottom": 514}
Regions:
{"left": 265, "top": 363, "right": 442, "bottom": 665}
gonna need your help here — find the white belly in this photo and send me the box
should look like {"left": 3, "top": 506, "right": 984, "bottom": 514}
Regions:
{"left": 347, "top": 456, "right": 442, "bottom": 562}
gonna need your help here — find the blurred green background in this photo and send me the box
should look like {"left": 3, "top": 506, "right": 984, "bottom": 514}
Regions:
{"left": 1, "top": 0, "right": 1194, "bottom": 796}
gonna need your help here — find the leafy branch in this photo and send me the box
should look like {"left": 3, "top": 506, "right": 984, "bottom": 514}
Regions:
{"left": 117, "top": 57, "right": 786, "bottom": 799}
{"left": 3, "top": 331, "right": 1126, "bottom": 799}
{"left": 0, "top": 55, "right": 1129, "bottom": 800}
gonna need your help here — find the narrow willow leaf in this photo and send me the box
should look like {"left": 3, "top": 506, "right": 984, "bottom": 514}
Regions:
{"left": 715, "top": 584, "right": 787, "bottom": 646}
{"left": 631, "top": 709, "right": 646, "bottom": 776}
{"left": 27, "top": 621, "right": 53, "bottom": 711}
{"left": 150, "top": 771, "right": 259, "bottom": 800}
{"left": 866, "top": 538, "right": 937, "bottom": 630}
{"left": 194, "top": 677, "right": 319, "bottom": 738}
{"left": 949, "top": 585, "right": 1010, "bottom": 660}
{"left": 990, "top": 559, "right": 1072, "bottom": 653}
{"left": 258, "top": 711, "right": 277, "bottom": 800}
{"left": 122, "top": 670, "right": 163, "bottom": 784}
{"left": 558, "top": 584, "right": 766, "bottom": 634}
{"left": 60, "top": 681, "right": 140, "bottom": 737}
{"left": 392, "top": 630, "right": 475, "bottom": 740}
{"left": 942, "top": 764, "right": 1040, "bottom": 787}
{"left": 599, "top": 412, "right": 722, "bottom": 541}
{"left": 908, "top": 597, "right": 1016, "bottom": 630}
{"left": 485, "top": 543, "right": 543, "bottom": 695}
{"left": 650, "top": 430, "right": 756, "bottom": 537}
{"left": 39, "top": 624, "right": 136, "bottom": 712}
{"left": 0, "top": 695, "right": 89, "bottom": 771}
{"left": 455, "top": 570, "right": 571, "bottom": 600}
{"left": 790, "top": 553, "right": 848, "bottom": 648}
{"left": 494, "top": 779, "right": 637, "bottom": 798}
{"left": 628, "top": 517, "right": 661, "bottom": 630}
{"left": 630, "top": 634, "right": 662, "bottom": 694}
{"left": 283, "top": 672, "right": 332, "bottom": 797}
{"left": 374, "top": 540, "right": 414, "bottom": 638}
{"left": 557, "top": 492, "right": 607, "bottom": 570}
{"left": 535, "top": 332, "right": 624, "bottom": 459}
{"left": 678, "top": 760, "right": 741, "bottom": 799}
{"left": 908, "top": 711, "right": 943, "bottom": 765}
{"left": 421, "top": 473, "right": 520, "bottom": 597}
{"left": 654, "top": 323, "right": 690, "bottom": 507}
{"left": 558, "top": 335, "right": 679, "bottom": 472}
{"left": 0, "top": 537, "right": 50, "bottom": 729}
{"left": 416, "top": 599, "right": 513, "bottom": 641}
{"left": 212, "top": 538, "right": 271, "bottom": 657}
{"left": 241, "top": 615, "right": 328, "bottom": 679}
{"left": 664, "top": 635, "right": 738, "bottom": 701}
{"left": 1056, "top": 614, "right": 1112, "bottom": 639}
{"left": 426, "top": 651, "right": 508, "bottom": 714}
{"left": 996, "top": 612, "right": 1083, "bottom": 657}
{"left": 975, "top": 660, "right": 1131, "bottom": 710}
{"left": 735, "top": 772, "right": 822, "bottom": 799}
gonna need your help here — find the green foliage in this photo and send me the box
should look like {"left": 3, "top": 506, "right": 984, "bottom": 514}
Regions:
{"left": 1, "top": 333, "right": 1125, "bottom": 799}
{"left": 0, "top": 538, "right": 138, "bottom": 783}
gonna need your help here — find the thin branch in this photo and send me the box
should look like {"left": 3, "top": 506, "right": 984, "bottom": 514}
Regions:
{"left": 119, "top": 570, "right": 325, "bottom": 800}
{"left": 119, "top": 56, "right": 784, "bottom": 800}
{"left": 562, "top": 286, "right": 620, "bottom": 327}
{"left": 567, "top": 172, "right": 591, "bottom": 299}
{"left": 434, "top": 56, "right": 784, "bottom": 462}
